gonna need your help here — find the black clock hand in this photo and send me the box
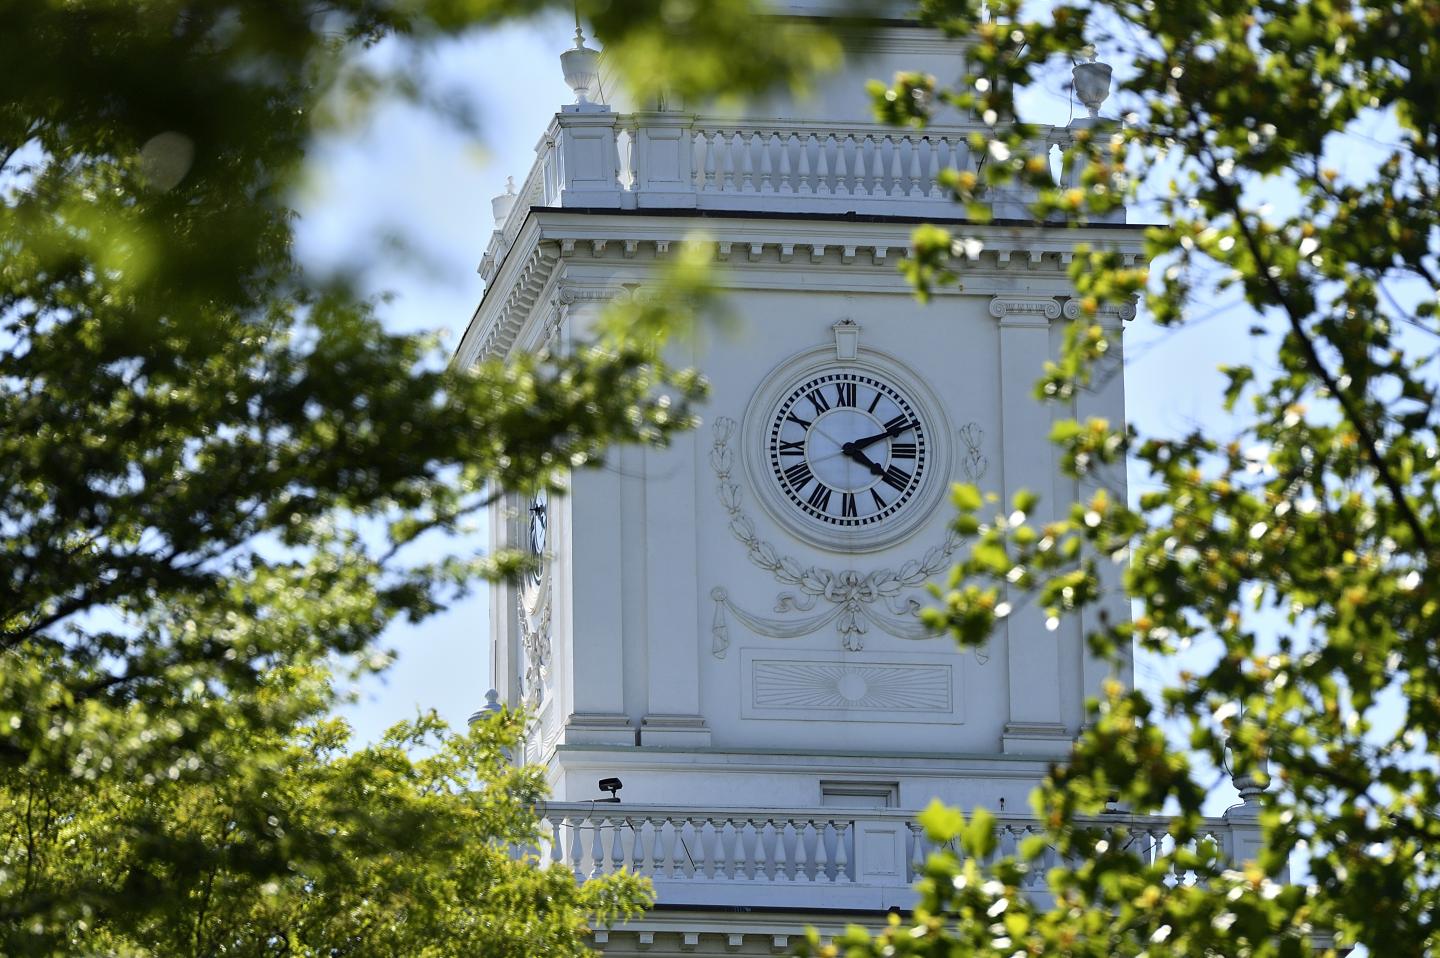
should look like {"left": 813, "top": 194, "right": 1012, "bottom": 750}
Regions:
{"left": 842, "top": 419, "right": 913, "bottom": 453}
{"left": 842, "top": 446, "right": 886, "bottom": 476}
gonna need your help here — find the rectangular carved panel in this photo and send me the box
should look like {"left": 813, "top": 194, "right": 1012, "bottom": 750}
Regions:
{"left": 741, "top": 650, "right": 960, "bottom": 724}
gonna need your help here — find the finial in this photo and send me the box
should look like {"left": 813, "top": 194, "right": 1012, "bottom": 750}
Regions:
{"left": 491, "top": 176, "right": 517, "bottom": 228}
{"left": 559, "top": 22, "right": 601, "bottom": 108}
{"left": 1224, "top": 726, "right": 1270, "bottom": 807}
{"left": 467, "top": 688, "right": 503, "bottom": 725}
{"left": 1072, "top": 49, "right": 1113, "bottom": 120}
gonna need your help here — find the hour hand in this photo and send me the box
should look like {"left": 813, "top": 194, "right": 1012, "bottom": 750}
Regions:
{"left": 842, "top": 446, "right": 885, "bottom": 476}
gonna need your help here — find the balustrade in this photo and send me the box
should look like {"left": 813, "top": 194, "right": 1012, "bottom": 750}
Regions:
{"left": 479, "top": 110, "right": 1087, "bottom": 281}
{"left": 532, "top": 802, "right": 1251, "bottom": 910}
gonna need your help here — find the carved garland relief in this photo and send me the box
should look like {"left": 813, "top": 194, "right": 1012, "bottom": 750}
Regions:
{"left": 708, "top": 415, "right": 989, "bottom": 656}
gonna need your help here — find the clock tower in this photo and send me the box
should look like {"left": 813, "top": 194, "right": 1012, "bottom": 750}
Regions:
{"left": 458, "top": 3, "right": 1254, "bottom": 952}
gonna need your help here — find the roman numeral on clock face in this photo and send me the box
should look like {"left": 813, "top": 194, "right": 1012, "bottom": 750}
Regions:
{"left": 806, "top": 483, "right": 832, "bottom": 511}
{"left": 841, "top": 492, "right": 858, "bottom": 518}
{"left": 890, "top": 442, "right": 917, "bottom": 459}
{"left": 806, "top": 390, "right": 831, "bottom": 415}
{"left": 782, "top": 461, "right": 813, "bottom": 488}
{"left": 777, "top": 438, "right": 805, "bottom": 456}
{"left": 884, "top": 414, "right": 915, "bottom": 434}
{"left": 834, "top": 382, "right": 857, "bottom": 407}
{"left": 881, "top": 464, "right": 912, "bottom": 492}
{"left": 785, "top": 412, "right": 813, "bottom": 429}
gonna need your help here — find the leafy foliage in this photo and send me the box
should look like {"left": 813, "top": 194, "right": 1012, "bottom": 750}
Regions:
{"left": 0, "top": 0, "right": 827, "bottom": 949}
{"left": 1, "top": 682, "right": 649, "bottom": 956}
{"left": 819, "top": 0, "right": 1440, "bottom": 955}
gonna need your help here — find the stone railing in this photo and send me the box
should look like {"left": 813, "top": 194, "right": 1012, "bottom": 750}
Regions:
{"left": 531, "top": 802, "right": 1255, "bottom": 911}
{"left": 478, "top": 109, "right": 1090, "bottom": 281}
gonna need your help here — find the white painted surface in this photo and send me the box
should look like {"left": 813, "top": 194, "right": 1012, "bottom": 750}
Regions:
{"left": 460, "top": 10, "right": 1216, "bottom": 934}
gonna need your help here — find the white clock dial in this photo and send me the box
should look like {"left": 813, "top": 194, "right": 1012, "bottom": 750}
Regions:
{"left": 767, "top": 370, "right": 928, "bottom": 528}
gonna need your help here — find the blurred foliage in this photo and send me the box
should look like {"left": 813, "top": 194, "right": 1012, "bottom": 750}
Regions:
{"left": 815, "top": 0, "right": 1440, "bottom": 956}
{"left": 0, "top": 0, "right": 834, "bottom": 950}
{"left": 0, "top": 684, "right": 649, "bottom": 956}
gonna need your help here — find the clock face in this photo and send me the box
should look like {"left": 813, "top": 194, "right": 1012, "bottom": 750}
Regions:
{"left": 525, "top": 489, "right": 547, "bottom": 588}
{"left": 767, "top": 370, "right": 928, "bottom": 528}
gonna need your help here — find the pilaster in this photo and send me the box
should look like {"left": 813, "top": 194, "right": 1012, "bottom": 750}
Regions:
{"left": 640, "top": 349, "right": 711, "bottom": 745}
{"left": 562, "top": 451, "right": 634, "bottom": 746}
{"left": 991, "top": 294, "right": 1071, "bottom": 757}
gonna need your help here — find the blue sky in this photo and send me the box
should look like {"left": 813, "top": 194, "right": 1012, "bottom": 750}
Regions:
{"left": 293, "top": 14, "right": 1255, "bottom": 746}
{"left": 294, "top": 14, "right": 580, "bottom": 743}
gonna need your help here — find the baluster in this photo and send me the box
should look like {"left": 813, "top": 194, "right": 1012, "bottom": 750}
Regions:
{"left": 833, "top": 135, "right": 851, "bottom": 196}
{"left": 737, "top": 820, "right": 756, "bottom": 880}
{"left": 711, "top": 817, "right": 726, "bottom": 879}
{"left": 816, "top": 134, "right": 832, "bottom": 195}
{"left": 648, "top": 818, "right": 664, "bottom": 878}
{"left": 705, "top": 131, "right": 720, "bottom": 191}
{"left": 907, "top": 821, "right": 924, "bottom": 882}
{"left": 908, "top": 135, "right": 924, "bottom": 196}
{"left": 759, "top": 133, "right": 776, "bottom": 192}
{"left": 853, "top": 136, "right": 870, "bottom": 196}
{"left": 716, "top": 819, "right": 735, "bottom": 880}
{"left": 692, "top": 131, "right": 707, "bottom": 190}
{"left": 630, "top": 818, "right": 649, "bottom": 876}
{"left": 813, "top": 820, "right": 831, "bottom": 882}
{"left": 588, "top": 815, "right": 606, "bottom": 879}
{"left": 567, "top": 815, "right": 585, "bottom": 879}
{"left": 549, "top": 816, "right": 564, "bottom": 870}
{"left": 796, "top": 134, "right": 813, "bottom": 195}
{"left": 724, "top": 820, "right": 740, "bottom": 880}
{"left": 833, "top": 820, "right": 851, "bottom": 883}
{"left": 888, "top": 135, "right": 904, "bottom": 196}
{"left": 689, "top": 817, "right": 708, "bottom": 879}
{"left": 753, "top": 821, "right": 772, "bottom": 880}
{"left": 740, "top": 133, "right": 755, "bottom": 192}
{"left": 929, "top": 136, "right": 946, "bottom": 197}
{"left": 1022, "top": 827, "right": 1042, "bottom": 888}
{"left": 664, "top": 818, "right": 684, "bottom": 880}
{"left": 779, "top": 133, "right": 795, "bottom": 194}
{"left": 773, "top": 819, "right": 792, "bottom": 881}
{"left": 792, "top": 820, "right": 812, "bottom": 881}
{"left": 610, "top": 817, "right": 626, "bottom": 873}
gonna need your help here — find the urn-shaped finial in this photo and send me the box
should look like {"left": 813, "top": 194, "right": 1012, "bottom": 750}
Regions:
{"left": 468, "top": 688, "right": 503, "bottom": 725}
{"left": 560, "top": 25, "right": 600, "bottom": 106}
{"left": 491, "top": 176, "right": 517, "bottom": 228}
{"left": 1072, "top": 49, "right": 1113, "bottom": 119}
{"left": 1225, "top": 730, "right": 1270, "bottom": 805}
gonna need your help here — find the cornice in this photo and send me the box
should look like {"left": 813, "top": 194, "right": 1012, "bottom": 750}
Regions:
{"left": 455, "top": 227, "right": 559, "bottom": 369}
{"left": 456, "top": 210, "right": 1147, "bottom": 367}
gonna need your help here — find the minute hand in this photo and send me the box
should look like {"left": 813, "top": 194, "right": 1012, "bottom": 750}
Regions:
{"left": 843, "top": 421, "right": 912, "bottom": 452}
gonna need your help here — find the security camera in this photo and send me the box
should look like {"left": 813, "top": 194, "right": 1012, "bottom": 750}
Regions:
{"left": 597, "top": 777, "right": 622, "bottom": 802}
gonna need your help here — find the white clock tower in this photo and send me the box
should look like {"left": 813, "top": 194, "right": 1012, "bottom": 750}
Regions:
{"left": 459, "top": 4, "right": 1260, "bottom": 953}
